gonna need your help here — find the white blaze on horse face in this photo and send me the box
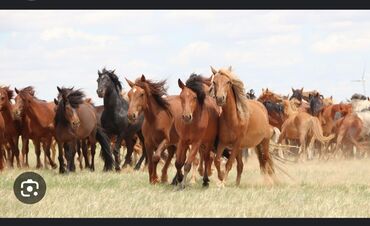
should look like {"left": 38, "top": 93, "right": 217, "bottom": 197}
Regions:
{"left": 132, "top": 87, "right": 137, "bottom": 93}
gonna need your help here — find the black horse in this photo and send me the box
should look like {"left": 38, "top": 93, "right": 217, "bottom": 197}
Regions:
{"left": 96, "top": 68, "right": 146, "bottom": 171}
{"left": 308, "top": 93, "right": 324, "bottom": 117}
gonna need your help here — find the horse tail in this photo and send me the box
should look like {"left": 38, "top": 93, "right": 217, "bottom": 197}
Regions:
{"left": 96, "top": 127, "right": 114, "bottom": 171}
{"left": 311, "top": 117, "right": 335, "bottom": 144}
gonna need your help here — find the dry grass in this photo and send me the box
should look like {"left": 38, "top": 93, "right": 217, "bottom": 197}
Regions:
{"left": 0, "top": 147, "right": 370, "bottom": 217}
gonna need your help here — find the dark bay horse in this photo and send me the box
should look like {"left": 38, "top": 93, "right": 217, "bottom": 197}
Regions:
{"left": 13, "top": 86, "right": 57, "bottom": 169}
{"left": 0, "top": 86, "right": 21, "bottom": 168}
{"left": 210, "top": 66, "right": 277, "bottom": 186}
{"left": 175, "top": 74, "right": 220, "bottom": 188}
{"left": 96, "top": 68, "right": 146, "bottom": 171}
{"left": 54, "top": 87, "right": 113, "bottom": 173}
{"left": 125, "top": 75, "right": 179, "bottom": 184}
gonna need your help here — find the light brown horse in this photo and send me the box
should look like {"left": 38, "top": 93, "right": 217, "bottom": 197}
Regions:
{"left": 211, "top": 66, "right": 277, "bottom": 186}
{"left": 126, "top": 75, "right": 179, "bottom": 184}
{"left": 174, "top": 74, "right": 220, "bottom": 188}
{"left": 0, "top": 86, "right": 21, "bottom": 168}
{"left": 278, "top": 99, "right": 335, "bottom": 160}
{"left": 14, "top": 86, "right": 57, "bottom": 169}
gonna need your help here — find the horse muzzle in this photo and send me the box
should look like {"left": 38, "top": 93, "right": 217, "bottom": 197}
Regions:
{"left": 216, "top": 96, "right": 226, "bottom": 106}
{"left": 96, "top": 89, "right": 105, "bottom": 98}
{"left": 127, "top": 112, "right": 138, "bottom": 123}
{"left": 182, "top": 114, "right": 193, "bottom": 124}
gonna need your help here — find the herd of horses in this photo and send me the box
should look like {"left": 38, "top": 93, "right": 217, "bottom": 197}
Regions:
{"left": 0, "top": 66, "right": 369, "bottom": 188}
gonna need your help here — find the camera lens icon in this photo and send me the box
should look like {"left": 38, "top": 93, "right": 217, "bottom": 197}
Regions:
{"left": 14, "top": 172, "right": 46, "bottom": 204}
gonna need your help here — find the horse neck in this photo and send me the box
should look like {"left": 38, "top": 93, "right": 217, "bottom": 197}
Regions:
{"left": 26, "top": 98, "right": 53, "bottom": 129}
{"left": 104, "top": 87, "right": 127, "bottom": 112}
{"left": 143, "top": 95, "right": 164, "bottom": 122}
{"left": 0, "top": 101, "right": 14, "bottom": 123}
{"left": 285, "top": 102, "right": 296, "bottom": 117}
{"left": 221, "top": 88, "right": 241, "bottom": 125}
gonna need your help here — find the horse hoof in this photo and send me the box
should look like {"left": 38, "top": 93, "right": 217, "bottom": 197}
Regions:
{"left": 178, "top": 183, "right": 186, "bottom": 191}
{"left": 202, "top": 181, "right": 209, "bottom": 188}
{"left": 134, "top": 165, "right": 141, "bottom": 171}
{"left": 59, "top": 167, "right": 67, "bottom": 174}
{"left": 51, "top": 164, "right": 58, "bottom": 170}
{"left": 217, "top": 180, "right": 225, "bottom": 188}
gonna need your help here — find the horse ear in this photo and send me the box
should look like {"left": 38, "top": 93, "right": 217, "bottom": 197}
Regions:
{"left": 262, "top": 88, "right": 265, "bottom": 93}
{"left": 54, "top": 98, "right": 59, "bottom": 105}
{"left": 266, "top": 88, "right": 269, "bottom": 92}
{"left": 210, "top": 66, "right": 217, "bottom": 75}
{"left": 125, "top": 78, "right": 135, "bottom": 88}
{"left": 15, "top": 88, "right": 19, "bottom": 94}
{"left": 141, "top": 74, "right": 146, "bottom": 82}
{"left": 301, "top": 87, "right": 304, "bottom": 92}
{"left": 57, "top": 86, "right": 62, "bottom": 93}
{"left": 228, "top": 66, "right": 232, "bottom": 71}
{"left": 330, "top": 96, "right": 333, "bottom": 100}
{"left": 291, "top": 87, "right": 294, "bottom": 92}
{"left": 178, "top": 79, "right": 185, "bottom": 89}
{"left": 98, "top": 70, "right": 102, "bottom": 77}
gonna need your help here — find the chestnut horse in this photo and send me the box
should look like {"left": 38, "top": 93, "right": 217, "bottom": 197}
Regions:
{"left": 0, "top": 86, "right": 21, "bottom": 168}
{"left": 175, "top": 74, "right": 220, "bottom": 188}
{"left": 211, "top": 66, "right": 277, "bottom": 186}
{"left": 54, "top": 87, "right": 113, "bottom": 173}
{"left": 278, "top": 99, "right": 335, "bottom": 160}
{"left": 13, "top": 86, "right": 57, "bottom": 169}
{"left": 126, "top": 75, "right": 179, "bottom": 184}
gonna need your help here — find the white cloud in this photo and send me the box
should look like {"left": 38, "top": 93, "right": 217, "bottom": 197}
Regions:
{"left": 312, "top": 32, "right": 370, "bottom": 54}
{"left": 170, "top": 41, "right": 211, "bottom": 66}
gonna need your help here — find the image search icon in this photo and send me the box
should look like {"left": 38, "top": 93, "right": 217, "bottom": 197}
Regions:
{"left": 13, "top": 172, "right": 46, "bottom": 204}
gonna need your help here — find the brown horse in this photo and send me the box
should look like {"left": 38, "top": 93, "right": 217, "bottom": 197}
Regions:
{"left": 257, "top": 89, "right": 286, "bottom": 130}
{"left": 174, "top": 74, "right": 220, "bottom": 188}
{"left": 278, "top": 99, "right": 335, "bottom": 160}
{"left": 0, "top": 113, "right": 5, "bottom": 171}
{"left": 13, "top": 86, "right": 57, "bottom": 169}
{"left": 211, "top": 66, "right": 277, "bottom": 186}
{"left": 54, "top": 87, "right": 113, "bottom": 173}
{"left": 126, "top": 75, "right": 179, "bottom": 184}
{"left": 0, "top": 86, "right": 21, "bottom": 168}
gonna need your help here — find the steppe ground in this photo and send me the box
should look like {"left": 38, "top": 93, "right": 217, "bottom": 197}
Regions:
{"left": 0, "top": 146, "right": 369, "bottom": 217}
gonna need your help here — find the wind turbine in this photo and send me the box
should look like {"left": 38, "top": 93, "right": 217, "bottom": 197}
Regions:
{"left": 352, "top": 62, "right": 367, "bottom": 96}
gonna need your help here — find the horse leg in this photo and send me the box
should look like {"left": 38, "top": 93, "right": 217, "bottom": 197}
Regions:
{"left": 76, "top": 140, "right": 83, "bottom": 170}
{"left": 214, "top": 143, "right": 226, "bottom": 183}
{"left": 44, "top": 138, "right": 57, "bottom": 169}
{"left": 81, "top": 139, "right": 90, "bottom": 169}
{"left": 235, "top": 151, "right": 244, "bottom": 186}
{"left": 144, "top": 142, "right": 156, "bottom": 184}
{"left": 223, "top": 146, "right": 242, "bottom": 186}
{"left": 51, "top": 140, "right": 57, "bottom": 163}
{"left": 0, "top": 145, "right": 4, "bottom": 171}
{"left": 58, "top": 142, "right": 66, "bottom": 174}
{"left": 33, "top": 139, "right": 43, "bottom": 169}
{"left": 90, "top": 141, "right": 96, "bottom": 172}
{"left": 161, "top": 145, "right": 175, "bottom": 183}
{"left": 181, "top": 143, "right": 202, "bottom": 189}
{"left": 21, "top": 136, "right": 29, "bottom": 168}
{"left": 134, "top": 131, "right": 146, "bottom": 170}
{"left": 13, "top": 136, "right": 21, "bottom": 168}
{"left": 122, "top": 137, "right": 134, "bottom": 169}
{"left": 113, "top": 134, "right": 124, "bottom": 171}
{"left": 201, "top": 146, "right": 213, "bottom": 187}
{"left": 172, "top": 141, "right": 187, "bottom": 186}
{"left": 152, "top": 139, "right": 168, "bottom": 182}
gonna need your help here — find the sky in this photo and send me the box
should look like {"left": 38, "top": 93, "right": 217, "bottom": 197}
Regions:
{"left": 1, "top": 10, "right": 370, "bottom": 105}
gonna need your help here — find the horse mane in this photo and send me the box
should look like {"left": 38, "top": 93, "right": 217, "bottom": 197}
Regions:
{"left": 218, "top": 68, "right": 248, "bottom": 116}
{"left": 263, "top": 100, "right": 284, "bottom": 114}
{"left": 185, "top": 73, "right": 206, "bottom": 106}
{"left": 0, "top": 86, "right": 14, "bottom": 100}
{"left": 101, "top": 67, "right": 122, "bottom": 93}
{"left": 55, "top": 88, "right": 85, "bottom": 126}
{"left": 351, "top": 93, "right": 367, "bottom": 101}
{"left": 134, "top": 77, "right": 172, "bottom": 116}
{"left": 17, "top": 86, "right": 47, "bottom": 102}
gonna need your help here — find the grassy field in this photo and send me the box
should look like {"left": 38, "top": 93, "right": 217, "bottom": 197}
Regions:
{"left": 0, "top": 148, "right": 370, "bottom": 217}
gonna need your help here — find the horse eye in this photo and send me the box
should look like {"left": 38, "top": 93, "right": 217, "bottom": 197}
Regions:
{"left": 227, "top": 81, "right": 232, "bottom": 85}
{"left": 140, "top": 93, "right": 144, "bottom": 97}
